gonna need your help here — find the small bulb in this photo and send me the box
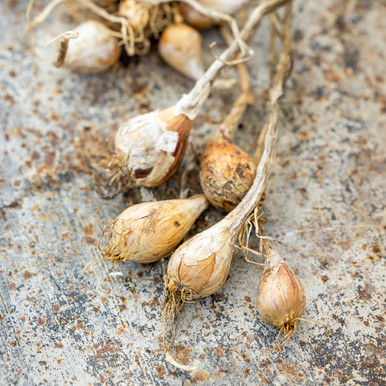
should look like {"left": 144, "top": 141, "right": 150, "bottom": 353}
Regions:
{"left": 256, "top": 260, "right": 306, "bottom": 330}
{"left": 200, "top": 135, "right": 256, "bottom": 211}
{"left": 180, "top": 4, "right": 217, "bottom": 30}
{"left": 200, "top": 0, "right": 251, "bottom": 14}
{"left": 181, "top": 0, "right": 252, "bottom": 30}
{"left": 64, "top": 20, "right": 121, "bottom": 73}
{"left": 114, "top": 106, "right": 193, "bottom": 187}
{"left": 159, "top": 23, "right": 205, "bottom": 81}
{"left": 167, "top": 221, "right": 233, "bottom": 299}
{"left": 99, "top": 195, "right": 209, "bottom": 264}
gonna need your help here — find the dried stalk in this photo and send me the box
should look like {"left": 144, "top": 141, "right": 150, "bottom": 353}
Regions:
{"left": 227, "top": 1, "right": 293, "bottom": 236}
{"left": 217, "top": 24, "right": 253, "bottom": 139}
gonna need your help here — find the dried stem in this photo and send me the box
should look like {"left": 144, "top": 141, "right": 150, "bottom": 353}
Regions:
{"left": 217, "top": 24, "right": 253, "bottom": 140}
{"left": 43, "top": 30, "right": 80, "bottom": 67}
{"left": 227, "top": 1, "right": 293, "bottom": 237}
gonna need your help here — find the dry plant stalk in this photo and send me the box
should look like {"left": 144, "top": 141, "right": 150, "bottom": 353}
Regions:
{"left": 111, "top": 0, "right": 290, "bottom": 190}
{"left": 200, "top": 24, "right": 256, "bottom": 211}
{"left": 161, "top": 0, "right": 293, "bottom": 371}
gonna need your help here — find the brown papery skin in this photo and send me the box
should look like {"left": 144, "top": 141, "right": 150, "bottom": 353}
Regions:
{"left": 114, "top": 106, "right": 193, "bottom": 187}
{"left": 107, "top": 195, "right": 208, "bottom": 263}
{"left": 167, "top": 222, "right": 233, "bottom": 299}
{"left": 153, "top": 107, "right": 193, "bottom": 186}
{"left": 200, "top": 135, "right": 257, "bottom": 211}
{"left": 256, "top": 261, "right": 306, "bottom": 329}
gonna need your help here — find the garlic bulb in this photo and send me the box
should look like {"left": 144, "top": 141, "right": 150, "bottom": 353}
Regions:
{"left": 166, "top": 219, "right": 233, "bottom": 300}
{"left": 256, "top": 253, "right": 306, "bottom": 331}
{"left": 99, "top": 195, "right": 209, "bottom": 264}
{"left": 200, "top": 134, "right": 256, "bottom": 212}
{"left": 159, "top": 23, "right": 205, "bottom": 81}
{"left": 114, "top": 106, "right": 193, "bottom": 187}
{"left": 64, "top": 20, "right": 121, "bottom": 73}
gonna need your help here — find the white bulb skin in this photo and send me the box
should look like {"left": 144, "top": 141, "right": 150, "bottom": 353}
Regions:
{"left": 64, "top": 20, "right": 121, "bottom": 73}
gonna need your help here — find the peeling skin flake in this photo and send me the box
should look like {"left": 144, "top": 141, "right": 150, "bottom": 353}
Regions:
{"left": 115, "top": 110, "right": 179, "bottom": 172}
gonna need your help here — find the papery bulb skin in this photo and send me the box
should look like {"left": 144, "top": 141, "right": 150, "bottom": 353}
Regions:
{"left": 256, "top": 259, "right": 306, "bottom": 329}
{"left": 64, "top": 21, "right": 121, "bottom": 73}
{"left": 159, "top": 23, "right": 205, "bottom": 81}
{"left": 101, "top": 195, "right": 208, "bottom": 264}
{"left": 200, "top": 135, "right": 256, "bottom": 212}
{"left": 166, "top": 222, "right": 233, "bottom": 299}
{"left": 114, "top": 106, "right": 193, "bottom": 187}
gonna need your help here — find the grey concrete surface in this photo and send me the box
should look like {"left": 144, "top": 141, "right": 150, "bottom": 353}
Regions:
{"left": 0, "top": 0, "right": 385, "bottom": 384}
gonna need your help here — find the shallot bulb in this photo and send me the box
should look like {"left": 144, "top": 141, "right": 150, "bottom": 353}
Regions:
{"left": 199, "top": 0, "right": 252, "bottom": 14}
{"left": 199, "top": 52, "right": 255, "bottom": 212}
{"left": 180, "top": 4, "right": 217, "bottom": 30}
{"left": 256, "top": 253, "right": 306, "bottom": 336}
{"left": 98, "top": 195, "right": 209, "bottom": 265}
{"left": 64, "top": 20, "right": 121, "bottom": 73}
{"left": 165, "top": 219, "right": 233, "bottom": 300}
{"left": 158, "top": 23, "right": 205, "bottom": 81}
{"left": 113, "top": 105, "right": 193, "bottom": 187}
{"left": 200, "top": 133, "right": 256, "bottom": 211}
{"left": 181, "top": 0, "right": 252, "bottom": 30}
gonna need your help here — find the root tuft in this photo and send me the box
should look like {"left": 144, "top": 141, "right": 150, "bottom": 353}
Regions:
{"left": 258, "top": 317, "right": 328, "bottom": 359}
{"left": 161, "top": 276, "right": 196, "bottom": 371}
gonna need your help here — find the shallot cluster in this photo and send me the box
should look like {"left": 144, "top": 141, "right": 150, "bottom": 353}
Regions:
{"left": 29, "top": 0, "right": 328, "bottom": 373}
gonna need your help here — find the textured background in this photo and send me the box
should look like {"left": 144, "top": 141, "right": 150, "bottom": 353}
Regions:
{"left": 0, "top": 0, "right": 385, "bottom": 384}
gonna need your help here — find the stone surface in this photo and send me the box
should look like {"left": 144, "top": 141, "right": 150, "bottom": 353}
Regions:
{"left": 0, "top": 0, "right": 385, "bottom": 384}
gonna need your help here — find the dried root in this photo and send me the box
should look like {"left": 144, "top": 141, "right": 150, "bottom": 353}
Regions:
{"left": 79, "top": 221, "right": 125, "bottom": 276}
{"left": 104, "top": 153, "right": 132, "bottom": 196}
{"left": 236, "top": 196, "right": 267, "bottom": 264}
{"left": 161, "top": 276, "right": 197, "bottom": 371}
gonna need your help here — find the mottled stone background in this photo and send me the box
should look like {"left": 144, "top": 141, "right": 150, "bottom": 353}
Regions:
{"left": 0, "top": 0, "right": 385, "bottom": 384}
